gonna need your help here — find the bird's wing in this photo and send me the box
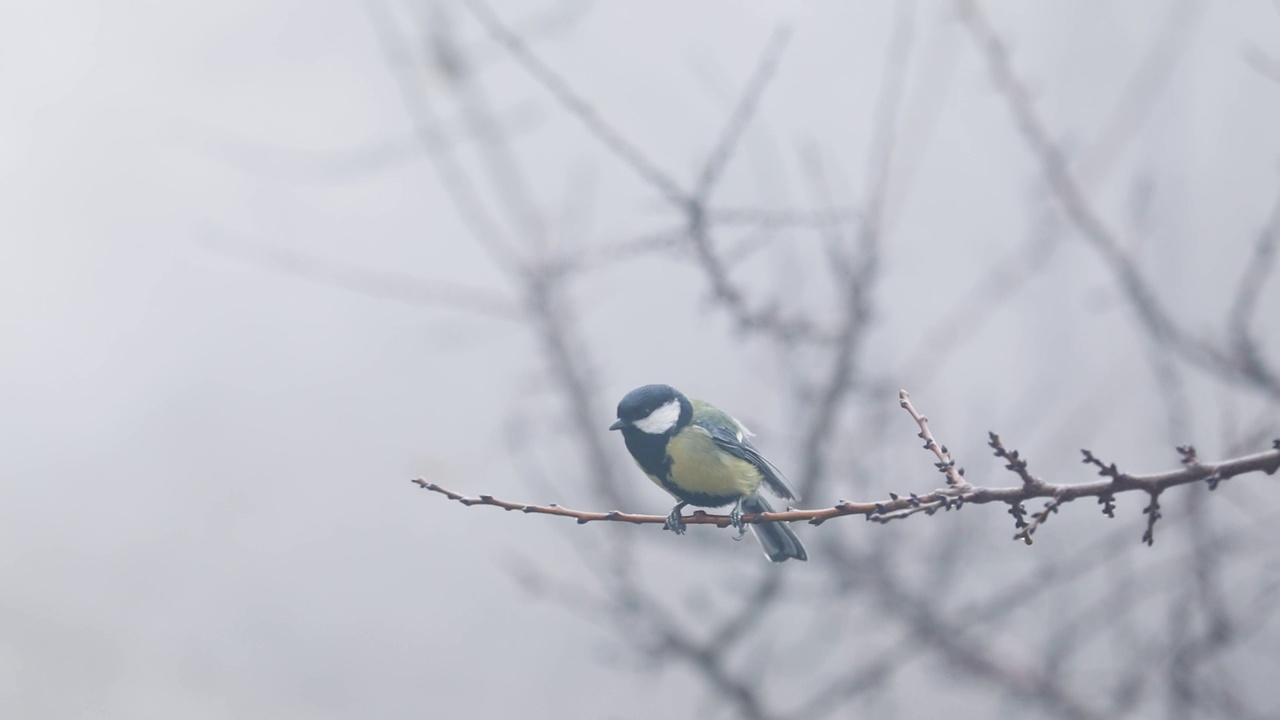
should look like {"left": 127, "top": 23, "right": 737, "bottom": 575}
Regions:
{"left": 697, "top": 420, "right": 799, "bottom": 501}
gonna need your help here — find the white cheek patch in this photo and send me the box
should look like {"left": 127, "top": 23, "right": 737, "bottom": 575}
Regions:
{"left": 633, "top": 399, "right": 682, "bottom": 434}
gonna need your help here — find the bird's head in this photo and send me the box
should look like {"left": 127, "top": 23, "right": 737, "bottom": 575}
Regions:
{"left": 609, "top": 384, "right": 692, "bottom": 435}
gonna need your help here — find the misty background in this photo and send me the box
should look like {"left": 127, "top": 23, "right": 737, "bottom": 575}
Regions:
{"left": 3, "top": 1, "right": 1280, "bottom": 718}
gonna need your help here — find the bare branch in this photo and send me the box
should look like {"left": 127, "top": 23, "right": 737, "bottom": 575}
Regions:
{"left": 413, "top": 393, "right": 1280, "bottom": 544}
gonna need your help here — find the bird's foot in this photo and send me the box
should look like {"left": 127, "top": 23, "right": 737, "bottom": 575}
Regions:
{"left": 664, "top": 503, "right": 688, "bottom": 535}
{"left": 730, "top": 501, "right": 747, "bottom": 540}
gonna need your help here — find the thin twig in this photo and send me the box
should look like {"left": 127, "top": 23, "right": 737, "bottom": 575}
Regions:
{"left": 899, "top": 389, "right": 969, "bottom": 488}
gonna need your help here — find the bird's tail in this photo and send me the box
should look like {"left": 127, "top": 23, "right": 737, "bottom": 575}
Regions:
{"left": 742, "top": 494, "right": 807, "bottom": 562}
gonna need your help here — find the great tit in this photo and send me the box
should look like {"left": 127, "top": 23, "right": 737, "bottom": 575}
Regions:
{"left": 609, "top": 384, "right": 807, "bottom": 562}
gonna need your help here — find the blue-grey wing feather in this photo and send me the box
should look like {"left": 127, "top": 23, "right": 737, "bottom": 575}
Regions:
{"left": 698, "top": 421, "right": 799, "bottom": 501}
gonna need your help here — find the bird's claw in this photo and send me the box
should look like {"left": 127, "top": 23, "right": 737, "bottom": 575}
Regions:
{"left": 664, "top": 504, "right": 688, "bottom": 535}
{"left": 730, "top": 501, "right": 747, "bottom": 540}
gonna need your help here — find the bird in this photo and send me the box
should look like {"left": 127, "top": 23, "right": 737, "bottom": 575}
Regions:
{"left": 609, "top": 384, "right": 807, "bottom": 562}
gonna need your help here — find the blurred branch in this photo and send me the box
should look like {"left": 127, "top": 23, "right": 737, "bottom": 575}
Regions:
{"left": 1244, "top": 0, "right": 1280, "bottom": 86}
{"left": 793, "top": 0, "right": 916, "bottom": 500}
{"left": 1245, "top": 44, "right": 1280, "bottom": 84}
{"left": 1227, "top": 191, "right": 1280, "bottom": 387}
{"left": 365, "top": 0, "right": 517, "bottom": 267}
{"left": 521, "top": 263, "right": 628, "bottom": 508}
{"left": 465, "top": 0, "right": 834, "bottom": 341}
{"left": 576, "top": 207, "right": 863, "bottom": 271}
{"left": 709, "top": 206, "right": 863, "bottom": 227}
{"left": 649, "top": 623, "right": 774, "bottom": 720}
{"left": 412, "top": 390, "right": 1280, "bottom": 543}
{"left": 680, "top": 25, "right": 835, "bottom": 341}
{"left": 904, "top": 0, "right": 1201, "bottom": 388}
{"left": 843, "top": 545, "right": 1111, "bottom": 720}
{"left": 1074, "top": 0, "right": 1204, "bottom": 184}
{"left": 898, "top": 229, "right": 1056, "bottom": 386}
{"left": 513, "top": 556, "right": 781, "bottom": 719}
{"left": 462, "top": 0, "right": 686, "bottom": 204}
{"left": 373, "top": 0, "right": 631, "bottom": 509}
{"left": 957, "top": 0, "right": 1280, "bottom": 401}
{"left": 684, "top": 201, "right": 827, "bottom": 341}
{"left": 692, "top": 26, "right": 792, "bottom": 199}
{"left": 201, "top": 228, "right": 519, "bottom": 319}
{"left": 783, "top": 648, "right": 910, "bottom": 720}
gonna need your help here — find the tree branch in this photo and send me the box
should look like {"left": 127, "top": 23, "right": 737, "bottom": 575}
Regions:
{"left": 412, "top": 391, "right": 1280, "bottom": 544}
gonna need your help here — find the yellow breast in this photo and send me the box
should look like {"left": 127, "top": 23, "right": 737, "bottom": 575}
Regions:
{"left": 659, "top": 425, "right": 763, "bottom": 502}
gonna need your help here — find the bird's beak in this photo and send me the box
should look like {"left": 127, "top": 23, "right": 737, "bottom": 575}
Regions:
{"left": 609, "top": 419, "right": 626, "bottom": 431}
